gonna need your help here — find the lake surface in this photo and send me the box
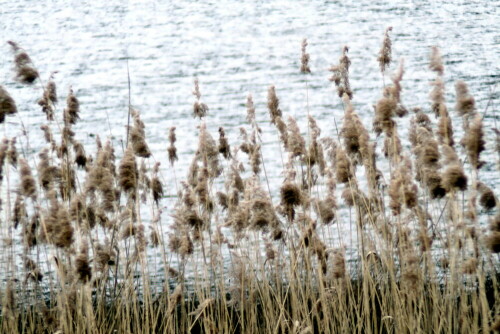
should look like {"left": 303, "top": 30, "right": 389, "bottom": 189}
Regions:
{"left": 0, "top": 0, "right": 498, "bottom": 285}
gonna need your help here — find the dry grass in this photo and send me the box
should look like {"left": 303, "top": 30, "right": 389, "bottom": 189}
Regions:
{"left": 0, "top": 33, "right": 499, "bottom": 334}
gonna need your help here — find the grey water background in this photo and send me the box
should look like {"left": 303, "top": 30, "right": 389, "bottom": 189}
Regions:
{"left": 0, "top": 0, "right": 498, "bottom": 287}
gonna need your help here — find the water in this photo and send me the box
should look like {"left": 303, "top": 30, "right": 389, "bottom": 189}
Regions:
{"left": 0, "top": 1, "right": 498, "bottom": 287}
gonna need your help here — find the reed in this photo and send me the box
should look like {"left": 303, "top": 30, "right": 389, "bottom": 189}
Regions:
{"left": 0, "top": 33, "right": 498, "bottom": 334}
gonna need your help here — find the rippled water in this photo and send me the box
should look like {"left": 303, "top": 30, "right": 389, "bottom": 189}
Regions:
{"left": 0, "top": 1, "right": 498, "bottom": 284}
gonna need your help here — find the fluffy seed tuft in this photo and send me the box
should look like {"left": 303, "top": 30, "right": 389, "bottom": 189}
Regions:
{"left": 377, "top": 27, "right": 392, "bottom": 73}
{"left": 0, "top": 86, "right": 18, "bottom": 123}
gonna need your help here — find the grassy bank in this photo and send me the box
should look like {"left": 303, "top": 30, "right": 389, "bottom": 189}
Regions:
{"left": 0, "top": 31, "right": 499, "bottom": 333}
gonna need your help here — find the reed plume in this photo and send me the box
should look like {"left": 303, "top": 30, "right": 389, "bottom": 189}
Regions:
{"left": 13, "top": 194, "right": 27, "bottom": 229}
{"left": 341, "top": 97, "right": 361, "bottom": 160}
{"left": 75, "top": 242, "right": 92, "bottom": 283}
{"left": 239, "top": 129, "right": 261, "bottom": 175}
{"left": 455, "top": 80, "right": 476, "bottom": 117}
{"left": 70, "top": 195, "right": 96, "bottom": 230}
{"left": 441, "top": 164, "right": 467, "bottom": 192}
{"left": 8, "top": 41, "right": 39, "bottom": 84}
{"left": 73, "top": 141, "right": 87, "bottom": 168}
{"left": 86, "top": 140, "right": 116, "bottom": 212}
{"left": 193, "top": 77, "right": 209, "bottom": 119}
{"left": 19, "top": 158, "right": 37, "bottom": 199}
{"left": 225, "top": 195, "right": 249, "bottom": 236}
{"left": 95, "top": 243, "right": 115, "bottom": 271}
{"left": 246, "top": 94, "right": 256, "bottom": 123}
{"left": 314, "top": 196, "right": 336, "bottom": 224}
{"left": 265, "top": 241, "right": 276, "bottom": 261}
{"left": 63, "top": 87, "right": 80, "bottom": 125}
{"left": 437, "top": 105, "right": 454, "bottom": 147}
{"left": 198, "top": 123, "right": 221, "bottom": 178}
{"left": 486, "top": 231, "right": 500, "bottom": 253}
{"left": 429, "top": 46, "right": 444, "bottom": 75}
{"left": 287, "top": 116, "right": 306, "bottom": 158}
{"left": 409, "top": 110, "right": 432, "bottom": 146}
{"left": 42, "top": 200, "right": 74, "bottom": 248}
{"left": 306, "top": 115, "right": 326, "bottom": 173}
{"left": 267, "top": 85, "right": 282, "bottom": 125}
{"left": 0, "top": 85, "right": 17, "bottom": 123}
{"left": 179, "top": 231, "right": 194, "bottom": 257}
{"left": 151, "top": 163, "right": 163, "bottom": 204}
{"left": 373, "top": 93, "right": 397, "bottom": 136}
{"left": 275, "top": 116, "right": 288, "bottom": 147}
{"left": 462, "top": 113, "right": 485, "bottom": 169}
{"left": 335, "top": 146, "right": 353, "bottom": 183}
{"left": 377, "top": 27, "right": 393, "bottom": 73}
{"left": 194, "top": 167, "right": 212, "bottom": 210}
{"left": 218, "top": 127, "right": 231, "bottom": 159}
{"left": 187, "top": 156, "right": 199, "bottom": 188}
{"left": 414, "top": 127, "right": 440, "bottom": 166}
{"left": 45, "top": 76, "right": 58, "bottom": 103}
{"left": 168, "top": 126, "right": 178, "bottom": 165}
{"left": 119, "top": 146, "right": 138, "bottom": 195}
{"left": 329, "top": 249, "right": 346, "bottom": 279}
{"left": 383, "top": 127, "right": 403, "bottom": 163}
{"left": 280, "top": 180, "right": 302, "bottom": 222}
{"left": 430, "top": 77, "right": 445, "bottom": 118}
{"left": 40, "top": 124, "right": 55, "bottom": 147}
{"left": 411, "top": 126, "right": 450, "bottom": 198}
{"left": 300, "top": 38, "right": 311, "bottom": 74}
{"left": 7, "top": 137, "right": 17, "bottom": 167}
{"left": 129, "top": 110, "right": 151, "bottom": 158}
{"left": 388, "top": 160, "right": 417, "bottom": 215}
{"left": 329, "top": 46, "right": 353, "bottom": 99}
{"left": 241, "top": 177, "right": 279, "bottom": 231}
{"left": 478, "top": 182, "right": 497, "bottom": 210}
{"left": 38, "top": 148, "right": 61, "bottom": 191}
{"left": 38, "top": 75, "right": 57, "bottom": 121}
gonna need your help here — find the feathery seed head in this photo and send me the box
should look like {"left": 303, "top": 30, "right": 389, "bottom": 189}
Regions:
{"left": 218, "top": 127, "right": 231, "bottom": 159}
{"left": 478, "top": 182, "right": 497, "bottom": 210}
{"left": 119, "top": 147, "right": 138, "bottom": 194}
{"left": 429, "top": 46, "right": 444, "bottom": 75}
{"left": 300, "top": 38, "right": 311, "bottom": 74}
{"left": 442, "top": 165, "right": 467, "bottom": 192}
{"left": 64, "top": 87, "right": 80, "bottom": 125}
{"left": 192, "top": 78, "right": 209, "bottom": 118}
{"left": 0, "top": 86, "right": 17, "bottom": 123}
{"left": 246, "top": 94, "right": 256, "bottom": 123}
{"left": 377, "top": 27, "right": 393, "bottom": 73}
{"left": 335, "top": 146, "right": 353, "bottom": 183}
{"left": 486, "top": 231, "right": 500, "bottom": 253}
{"left": 455, "top": 80, "right": 475, "bottom": 117}
{"left": 462, "top": 113, "right": 485, "bottom": 170}
{"left": 267, "top": 86, "right": 282, "bottom": 125}
{"left": 75, "top": 242, "right": 92, "bottom": 283}
{"left": 8, "top": 41, "right": 39, "bottom": 84}
{"left": 19, "top": 158, "right": 37, "bottom": 199}
{"left": 129, "top": 110, "right": 151, "bottom": 158}
{"left": 329, "top": 46, "right": 353, "bottom": 99}
{"left": 314, "top": 196, "right": 336, "bottom": 224}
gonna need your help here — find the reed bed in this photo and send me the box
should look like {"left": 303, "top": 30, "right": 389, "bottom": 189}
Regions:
{"left": 0, "top": 32, "right": 499, "bottom": 334}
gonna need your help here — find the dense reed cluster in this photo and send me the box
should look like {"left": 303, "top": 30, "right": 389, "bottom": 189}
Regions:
{"left": 0, "top": 32, "right": 498, "bottom": 334}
